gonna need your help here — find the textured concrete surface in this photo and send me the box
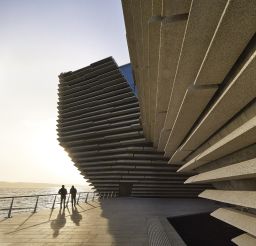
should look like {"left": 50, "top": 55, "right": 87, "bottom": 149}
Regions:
{"left": 180, "top": 51, "right": 256, "bottom": 154}
{"left": 0, "top": 198, "right": 220, "bottom": 246}
{"left": 194, "top": 0, "right": 256, "bottom": 86}
{"left": 178, "top": 115, "right": 256, "bottom": 172}
{"left": 154, "top": 16, "right": 187, "bottom": 145}
{"left": 232, "top": 233, "right": 256, "bottom": 246}
{"left": 159, "top": 0, "right": 227, "bottom": 150}
{"left": 199, "top": 190, "right": 256, "bottom": 209}
{"left": 211, "top": 208, "right": 256, "bottom": 237}
{"left": 164, "top": 86, "right": 218, "bottom": 158}
{"left": 122, "top": 1, "right": 256, "bottom": 245}
{"left": 184, "top": 158, "right": 256, "bottom": 183}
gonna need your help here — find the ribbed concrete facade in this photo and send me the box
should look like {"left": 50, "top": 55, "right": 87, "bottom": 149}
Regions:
{"left": 57, "top": 57, "right": 209, "bottom": 198}
{"left": 122, "top": 0, "right": 256, "bottom": 244}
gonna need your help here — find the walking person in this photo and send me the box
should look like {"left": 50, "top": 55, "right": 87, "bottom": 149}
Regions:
{"left": 70, "top": 185, "right": 77, "bottom": 207}
{"left": 58, "top": 185, "right": 67, "bottom": 208}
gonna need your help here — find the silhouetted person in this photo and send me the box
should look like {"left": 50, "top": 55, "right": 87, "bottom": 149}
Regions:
{"left": 70, "top": 185, "right": 77, "bottom": 207}
{"left": 58, "top": 185, "right": 67, "bottom": 208}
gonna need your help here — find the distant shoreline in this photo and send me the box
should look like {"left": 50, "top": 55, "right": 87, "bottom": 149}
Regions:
{"left": 0, "top": 181, "right": 88, "bottom": 189}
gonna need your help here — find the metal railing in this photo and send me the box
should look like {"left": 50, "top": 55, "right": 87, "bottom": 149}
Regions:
{"left": 0, "top": 191, "right": 117, "bottom": 218}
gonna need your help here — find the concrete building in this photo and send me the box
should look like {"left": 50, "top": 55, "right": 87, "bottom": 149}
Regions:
{"left": 57, "top": 57, "right": 209, "bottom": 198}
{"left": 122, "top": 0, "right": 256, "bottom": 245}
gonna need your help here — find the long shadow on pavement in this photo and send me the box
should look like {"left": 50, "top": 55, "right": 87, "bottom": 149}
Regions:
{"left": 50, "top": 208, "right": 66, "bottom": 237}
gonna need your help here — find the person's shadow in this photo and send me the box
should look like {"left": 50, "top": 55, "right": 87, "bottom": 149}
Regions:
{"left": 50, "top": 208, "right": 66, "bottom": 237}
{"left": 70, "top": 206, "right": 82, "bottom": 226}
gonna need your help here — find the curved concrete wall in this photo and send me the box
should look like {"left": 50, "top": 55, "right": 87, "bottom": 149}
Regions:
{"left": 122, "top": 0, "right": 256, "bottom": 244}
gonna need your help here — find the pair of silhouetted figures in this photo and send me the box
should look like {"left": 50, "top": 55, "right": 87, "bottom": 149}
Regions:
{"left": 58, "top": 185, "right": 77, "bottom": 208}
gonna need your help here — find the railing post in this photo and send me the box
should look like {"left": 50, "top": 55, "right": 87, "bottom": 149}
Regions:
{"left": 52, "top": 195, "right": 57, "bottom": 209}
{"left": 92, "top": 192, "right": 95, "bottom": 201}
{"left": 7, "top": 197, "right": 14, "bottom": 218}
{"left": 33, "top": 196, "right": 39, "bottom": 213}
{"left": 66, "top": 194, "right": 70, "bottom": 207}
{"left": 85, "top": 193, "right": 89, "bottom": 203}
{"left": 111, "top": 191, "right": 113, "bottom": 198}
{"left": 77, "top": 193, "right": 81, "bottom": 205}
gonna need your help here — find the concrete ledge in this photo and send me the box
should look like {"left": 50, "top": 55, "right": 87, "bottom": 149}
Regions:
{"left": 199, "top": 189, "right": 256, "bottom": 209}
{"left": 178, "top": 115, "right": 256, "bottom": 172}
{"left": 164, "top": 85, "right": 218, "bottom": 158}
{"left": 180, "top": 51, "right": 256, "bottom": 152}
{"left": 183, "top": 158, "right": 256, "bottom": 183}
{"left": 194, "top": 0, "right": 256, "bottom": 86}
{"left": 161, "top": 0, "right": 227, "bottom": 150}
{"left": 232, "top": 233, "right": 256, "bottom": 246}
{"left": 211, "top": 208, "right": 256, "bottom": 237}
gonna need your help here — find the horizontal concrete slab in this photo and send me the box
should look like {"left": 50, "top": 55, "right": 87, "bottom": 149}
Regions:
{"left": 183, "top": 158, "right": 256, "bottom": 183}
{"left": 232, "top": 233, "right": 256, "bottom": 246}
{"left": 211, "top": 208, "right": 256, "bottom": 237}
{"left": 199, "top": 189, "right": 256, "bottom": 209}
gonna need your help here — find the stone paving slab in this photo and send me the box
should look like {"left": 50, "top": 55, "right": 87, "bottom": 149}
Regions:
{"left": 0, "top": 197, "right": 220, "bottom": 245}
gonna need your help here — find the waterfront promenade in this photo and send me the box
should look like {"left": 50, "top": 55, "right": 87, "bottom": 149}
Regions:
{"left": 0, "top": 197, "right": 220, "bottom": 245}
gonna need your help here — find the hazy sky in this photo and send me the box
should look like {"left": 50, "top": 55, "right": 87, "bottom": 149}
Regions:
{"left": 0, "top": 0, "right": 129, "bottom": 186}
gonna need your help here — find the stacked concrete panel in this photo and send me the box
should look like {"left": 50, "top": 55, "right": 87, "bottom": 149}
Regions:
{"left": 122, "top": 0, "right": 256, "bottom": 244}
{"left": 57, "top": 57, "right": 209, "bottom": 198}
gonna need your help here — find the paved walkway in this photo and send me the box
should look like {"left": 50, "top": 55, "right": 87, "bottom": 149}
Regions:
{"left": 0, "top": 197, "right": 220, "bottom": 246}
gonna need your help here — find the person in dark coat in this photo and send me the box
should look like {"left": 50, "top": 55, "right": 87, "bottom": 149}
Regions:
{"left": 70, "top": 185, "right": 77, "bottom": 207}
{"left": 58, "top": 185, "right": 67, "bottom": 208}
